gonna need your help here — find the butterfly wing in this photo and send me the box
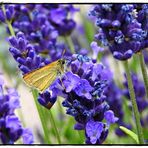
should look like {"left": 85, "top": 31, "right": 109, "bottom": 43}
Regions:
{"left": 23, "top": 60, "right": 59, "bottom": 92}
{"left": 30, "top": 71, "right": 57, "bottom": 92}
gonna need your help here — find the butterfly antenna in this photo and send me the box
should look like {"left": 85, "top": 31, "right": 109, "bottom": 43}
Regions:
{"left": 61, "top": 49, "right": 66, "bottom": 58}
{"left": 16, "top": 69, "right": 20, "bottom": 76}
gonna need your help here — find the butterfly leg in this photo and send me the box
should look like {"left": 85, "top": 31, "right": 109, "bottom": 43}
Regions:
{"left": 59, "top": 76, "right": 66, "bottom": 91}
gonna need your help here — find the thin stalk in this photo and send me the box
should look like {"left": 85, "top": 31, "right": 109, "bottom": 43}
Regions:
{"left": 32, "top": 89, "right": 51, "bottom": 144}
{"left": 17, "top": 108, "right": 26, "bottom": 127}
{"left": 57, "top": 97, "right": 64, "bottom": 115}
{"left": 80, "top": 11, "right": 95, "bottom": 46}
{"left": 77, "top": 130, "right": 84, "bottom": 143}
{"left": 6, "top": 20, "right": 15, "bottom": 36}
{"left": 138, "top": 52, "right": 148, "bottom": 98}
{"left": 114, "top": 60, "right": 124, "bottom": 89}
{"left": 64, "top": 36, "right": 75, "bottom": 54}
{"left": 123, "top": 60, "right": 144, "bottom": 144}
{"left": 48, "top": 110, "right": 61, "bottom": 144}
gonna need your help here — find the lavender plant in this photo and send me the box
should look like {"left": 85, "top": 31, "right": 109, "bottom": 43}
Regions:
{"left": 90, "top": 4, "right": 148, "bottom": 98}
{"left": 0, "top": 4, "right": 77, "bottom": 144}
{"left": 0, "top": 3, "right": 147, "bottom": 144}
{"left": 89, "top": 4, "right": 148, "bottom": 144}
{"left": 0, "top": 74, "right": 34, "bottom": 144}
{"left": 89, "top": 4, "right": 147, "bottom": 60}
{"left": 136, "top": 4, "right": 148, "bottom": 98}
{"left": 38, "top": 54, "right": 118, "bottom": 144}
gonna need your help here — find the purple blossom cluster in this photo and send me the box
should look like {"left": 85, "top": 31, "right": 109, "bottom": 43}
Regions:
{"left": 0, "top": 5, "right": 14, "bottom": 22}
{"left": 0, "top": 74, "right": 33, "bottom": 144}
{"left": 8, "top": 31, "right": 51, "bottom": 74}
{"left": 1, "top": 4, "right": 78, "bottom": 75}
{"left": 5, "top": 4, "right": 78, "bottom": 122}
{"left": 89, "top": 4, "right": 148, "bottom": 60}
{"left": 137, "top": 4, "right": 148, "bottom": 33}
{"left": 10, "top": 4, "right": 77, "bottom": 55}
{"left": 0, "top": 4, "right": 78, "bottom": 36}
{"left": 38, "top": 55, "right": 118, "bottom": 144}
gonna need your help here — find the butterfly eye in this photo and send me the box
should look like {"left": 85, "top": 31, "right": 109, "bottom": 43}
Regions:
{"left": 62, "top": 60, "right": 65, "bottom": 65}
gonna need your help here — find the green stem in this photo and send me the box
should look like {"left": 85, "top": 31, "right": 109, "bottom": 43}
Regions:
{"left": 64, "top": 36, "right": 75, "bottom": 54}
{"left": 77, "top": 130, "right": 84, "bottom": 143}
{"left": 48, "top": 110, "right": 61, "bottom": 144}
{"left": 6, "top": 20, "right": 15, "bottom": 36}
{"left": 114, "top": 60, "right": 124, "bottom": 89}
{"left": 17, "top": 107, "right": 26, "bottom": 127}
{"left": 80, "top": 11, "right": 95, "bottom": 46}
{"left": 138, "top": 52, "right": 148, "bottom": 98}
{"left": 57, "top": 98, "right": 64, "bottom": 115}
{"left": 123, "top": 60, "right": 144, "bottom": 144}
{"left": 32, "top": 89, "right": 51, "bottom": 144}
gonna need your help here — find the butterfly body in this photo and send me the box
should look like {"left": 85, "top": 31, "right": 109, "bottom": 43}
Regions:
{"left": 23, "top": 59, "right": 65, "bottom": 93}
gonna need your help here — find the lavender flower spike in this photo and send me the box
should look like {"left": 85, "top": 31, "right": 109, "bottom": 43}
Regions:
{"left": 90, "top": 4, "right": 148, "bottom": 60}
{"left": 44, "top": 54, "right": 118, "bottom": 144}
{"left": 0, "top": 74, "right": 34, "bottom": 144}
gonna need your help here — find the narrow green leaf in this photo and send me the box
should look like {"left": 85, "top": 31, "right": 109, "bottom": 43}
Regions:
{"left": 119, "top": 126, "right": 139, "bottom": 144}
{"left": 80, "top": 13, "right": 95, "bottom": 45}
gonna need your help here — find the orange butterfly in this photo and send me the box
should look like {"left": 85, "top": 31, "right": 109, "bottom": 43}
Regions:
{"left": 23, "top": 59, "right": 66, "bottom": 93}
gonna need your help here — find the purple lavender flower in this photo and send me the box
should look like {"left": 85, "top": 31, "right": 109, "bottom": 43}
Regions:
{"left": 74, "top": 79, "right": 93, "bottom": 100}
{"left": 10, "top": 4, "right": 77, "bottom": 37}
{"left": 7, "top": 4, "right": 78, "bottom": 74}
{"left": 6, "top": 88, "right": 21, "bottom": 113}
{"left": 63, "top": 71, "right": 80, "bottom": 92}
{"left": 85, "top": 120, "right": 104, "bottom": 144}
{"left": 91, "top": 41, "right": 104, "bottom": 60}
{"left": 22, "top": 128, "right": 34, "bottom": 144}
{"left": 38, "top": 91, "right": 57, "bottom": 110}
{"left": 48, "top": 5, "right": 78, "bottom": 36}
{"left": 49, "top": 7, "right": 67, "bottom": 25}
{"left": 0, "top": 74, "right": 34, "bottom": 144}
{"left": 90, "top": 4, "right": 148, "bottom": 60}
{"left": 0, "top": 5, "right": 15, "bottom": 22}
{"left": 137, "top": 4, "right": 148, "bottom": 48}
{"left": 104, "top": 110, "right": 118, "bottom": 126}
{"left": 6, "top": 4, "right": 78, "bottom": 73}
{"left": 8, "top": 32, "right": 49, "bottom": 74}
{"left": 40, "top": 54, "right": 118, "bottom": 144}
{"left": 5, "top": 115, "right": 23, "bottom": 142}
